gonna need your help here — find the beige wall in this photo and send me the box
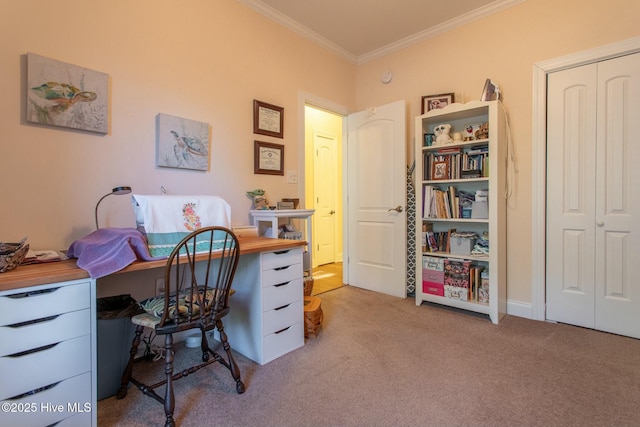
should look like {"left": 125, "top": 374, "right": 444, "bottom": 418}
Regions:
{"left": 2, "top": 0, "right": 639, "bottom": 310}
{"left": 0, "top": 0, "right": 356, "bottom": 250}
{"left": 355, "top": 0, "right": 640, "bottom": 305}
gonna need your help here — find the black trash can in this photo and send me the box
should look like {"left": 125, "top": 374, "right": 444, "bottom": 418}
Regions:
{"left": 96, "top": 294, "right": 142, "bottom": 400}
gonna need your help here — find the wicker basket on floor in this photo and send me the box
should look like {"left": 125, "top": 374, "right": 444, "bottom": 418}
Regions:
{"left": 303, "top": 296, "right": 322, "bottom": 338}
{"left": 303, "top": 275, "right": 314, "bottom": 296}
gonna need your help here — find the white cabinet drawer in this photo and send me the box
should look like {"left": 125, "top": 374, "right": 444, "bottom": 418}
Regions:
{"left": 263, "top": 299, "right": 302, "bottom": 336}
{"left": 263, "top": 321, "right": 304, "bottom": 364}
{"left": 0, "top": 309, "right": 91, "bottom": 357}
{"left": 263, "top": 278, "right": 302, "bottom": 311}
{"left": 1, "top": 372, "right": 92, "bottom": 427}
{"left": 262, "top": 263, "right": 303, "bottom": 287}
{"left": 0, "top": 335, "right": 91, "bottom": 401}
{"left": 262, "top": 248, "right": 302, "bottom": 270}
{"left": 0, "top": 281, "right": 91, "bottom": 326}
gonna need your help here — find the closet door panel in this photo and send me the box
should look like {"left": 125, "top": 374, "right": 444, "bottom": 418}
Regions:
{"left": 546, "top": 64, "right": 597, "bottom": 328}
{"left": 595, "top": 52, "right": 640, "bottom": 338}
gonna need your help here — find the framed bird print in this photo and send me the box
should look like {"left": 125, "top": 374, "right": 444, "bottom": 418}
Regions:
{"left": 156, "top": 113, "right": 210, "bottom": 171}
{"left": 26, "top": 52, "right": 109, "bottom": 134}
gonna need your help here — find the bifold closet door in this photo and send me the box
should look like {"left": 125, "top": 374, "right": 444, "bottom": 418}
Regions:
{"left": 546, "top": 52, "right": 640, "bottom": 339}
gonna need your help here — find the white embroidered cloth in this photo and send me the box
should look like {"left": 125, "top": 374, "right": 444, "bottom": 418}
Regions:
{"left": 132, "top": 195, "right": 231, "bottom": 257}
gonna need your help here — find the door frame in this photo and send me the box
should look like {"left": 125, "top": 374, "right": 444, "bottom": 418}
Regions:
{"left": 297, "top": 91, "right": 349, "bottom": 282}
{"left": 531, "top": 36, "right": 640, "bottom": 321}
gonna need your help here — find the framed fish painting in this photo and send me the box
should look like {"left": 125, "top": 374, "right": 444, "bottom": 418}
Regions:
{"left": 156, "top": 113, "right": 210, "bottom": 171}
{"left": 26, "top": 53, "right": 109, "bottom": 134}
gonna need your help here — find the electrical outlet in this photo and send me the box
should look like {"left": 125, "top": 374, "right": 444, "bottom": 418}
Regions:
{"left": 155, "top": 278, "right": 164, "bottom": 295}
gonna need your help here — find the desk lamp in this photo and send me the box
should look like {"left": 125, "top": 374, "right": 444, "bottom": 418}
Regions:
{"left": 95, "top": 186, "right": 132, "bottom": 229}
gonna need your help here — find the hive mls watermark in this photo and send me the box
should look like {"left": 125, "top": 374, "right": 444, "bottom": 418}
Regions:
{"left": 1, "top": 401, "right": 92, "bottom": 413}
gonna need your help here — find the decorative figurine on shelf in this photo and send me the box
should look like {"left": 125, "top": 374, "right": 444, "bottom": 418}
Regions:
{"left": 246, "top": 188, "right": 269, "bottom": 209}
{"left": 475, "top": 122, "right": 489, "bottom": 139}
{"left": 433, "top": 123, "right": 453, "bottom": 145}
{"left": 464, "top": 125, "right": 474, "bottom": 141}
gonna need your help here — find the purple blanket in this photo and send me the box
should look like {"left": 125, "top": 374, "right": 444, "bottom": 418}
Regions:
{"left": 67, "top": 228, "right": 164, "bottom": 279}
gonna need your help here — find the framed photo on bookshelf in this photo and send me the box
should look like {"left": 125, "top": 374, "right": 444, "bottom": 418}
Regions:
{"left": 432, "top": 161, "right": 449, "bottom": 180}
{"left": 421, "top": 93, "right": 455, "bottom": 114}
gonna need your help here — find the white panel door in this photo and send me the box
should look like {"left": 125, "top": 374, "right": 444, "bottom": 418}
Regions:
{"left": 313, "top": 131, "right": 337, "bottom": 266}
{"left": 546, "top": 63, "right": 598, "bottom": 328}
{"left": 593, "top": 53, "right": 640, "bottom": 338}
{"left": 347, "top": 100, "right": 406, "bottom": 298}
{"left": 547, "top": 52, "right": 640, "bottom": 339}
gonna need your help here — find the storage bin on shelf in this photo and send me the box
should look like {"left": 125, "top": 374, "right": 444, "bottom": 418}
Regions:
{"left": 449, "top": 232, "right": 478, "bottom": 256}
{"left": 422, "top": 256, "right": 444, "bottom": 296}
{"left": 444, "top": 259, "right": 472, "bottom": 301}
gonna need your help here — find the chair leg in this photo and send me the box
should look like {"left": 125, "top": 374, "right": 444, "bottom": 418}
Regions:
{"left": 117, "top": 324, "right": 144, "bottom": 399}
{"left": 163, "top": 333, "right": 176, "bottom": 427}
{"left": 216, "top": 319, "right": 246, "bottom": 394}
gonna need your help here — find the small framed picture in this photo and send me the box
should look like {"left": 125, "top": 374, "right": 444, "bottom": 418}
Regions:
{"left": 254, "top": 140, "right": 284, "bottom": 175}
{"left": 253, "top": 99, "right": 284, "bottom": 138}
{"left": 432, "top": 161, "right": 449, "bottom": 180}
{"left": 422, "top": 93, "right": 455, "bottom": 114}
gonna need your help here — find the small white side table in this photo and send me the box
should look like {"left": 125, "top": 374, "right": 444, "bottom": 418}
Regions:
{"left": 249, "top": 209, "right": 315, "bottom": 271}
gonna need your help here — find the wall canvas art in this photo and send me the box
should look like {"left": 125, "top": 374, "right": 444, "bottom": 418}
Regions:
{"left": 26, "top": 53, "right": 108, "bottom": 134}
{"left": 157, "top": 113, "right": 210, "bottom": 171}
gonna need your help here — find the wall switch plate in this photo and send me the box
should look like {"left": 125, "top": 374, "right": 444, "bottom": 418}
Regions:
{"left": 287, "top": 170, "right": 298, "bottom": 183}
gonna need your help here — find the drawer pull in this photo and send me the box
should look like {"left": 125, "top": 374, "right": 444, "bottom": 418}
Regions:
{"left": 274, "top": 303, "right": 291, "bottom": 311}
{"left": 8, "top": 314, "right": 58, "bottom": 328}
{"left": 274, "top": 326, "right": 291, "bottom": 334}
{"left": 8, "top": 342, "right": 58, "bottom": 358}
{"left": 273, "top": 250, "right": 290, "bottom": 255}
{"left": 274, "top": 281, "right": 291, "bottom": 287}
{"left": 6, "top": 287, "right": 60, "bottom": 299}
{"left": 274, "top": 266, "right": 291, "bottom": 271}
{"left": 7, "top": 380, "right": 60, "bottom": 401}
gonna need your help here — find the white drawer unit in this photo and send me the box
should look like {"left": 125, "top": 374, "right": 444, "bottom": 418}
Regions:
{"left": 0, "top": 279, "right": 97, "bottom": 427}
{"left": 260, "top": 249, "right": 304, "bottom": 363}
{"left": 226, "top": 247, "right": 304, "bottom": 365}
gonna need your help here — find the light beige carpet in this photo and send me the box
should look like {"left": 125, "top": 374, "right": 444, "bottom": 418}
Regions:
{"left": 98, "top": 285, "right": 640, "bottom": 427}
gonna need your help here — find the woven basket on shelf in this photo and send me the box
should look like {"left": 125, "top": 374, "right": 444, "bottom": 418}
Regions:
{"left": 303, "top": 296, "right": 322, "bottom": 338}
{"left": 303, "top": 276, "right": 314, "bottom": 296}
{"left": 0, "top": 239, "right": 29, "bottom": 273}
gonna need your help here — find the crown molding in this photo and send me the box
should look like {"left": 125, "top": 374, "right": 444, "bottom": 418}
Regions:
{"left": 237, "top": 0, "right": 525, "bottom": 65}
{"left": 357, "top": 0, "right": 525, "bottom": 64}
{"left": 236, "top": 0, "right": 358, "bottom": 64}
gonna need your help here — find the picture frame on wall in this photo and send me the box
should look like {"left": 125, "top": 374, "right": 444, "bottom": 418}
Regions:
{"left": 156, "top": 113, "right": 210, "bottom": 171}
{"left": 26, "top": 52, "right": 109, "bottom": 134}
{"left": 253, "top": 99, "right": 284, "bottom": 138}
{"left": 421, "top": 93, "right": 455, "bottom": 114}
{"left": 254, "top": 140, "right": 284, "bottom": 175}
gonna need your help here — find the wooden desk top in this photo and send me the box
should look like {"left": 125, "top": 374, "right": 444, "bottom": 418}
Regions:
{"left": 0, "top": 236, "right": 306, "bottom": 292}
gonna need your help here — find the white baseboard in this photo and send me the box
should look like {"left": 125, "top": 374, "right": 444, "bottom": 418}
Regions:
{"left": 506, "top": 299, "right": 534, "bottom": 320}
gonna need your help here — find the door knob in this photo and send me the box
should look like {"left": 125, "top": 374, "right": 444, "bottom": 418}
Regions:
{"left": 329, "top": 210, "right": 335, "bottom": 215}
{"left": 388, "top": 205, "right": 403, "bottom": 213}
{"left": 596, "top": 220, "right": 604, "bottom": 227}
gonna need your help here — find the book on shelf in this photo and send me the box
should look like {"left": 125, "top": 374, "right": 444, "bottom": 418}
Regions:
{"left": 468, "top": 265, "right": 485, "bottom": 303}
{"left": 478, "top": 270, "right": 490, "bottom": 304}
{"left": 424, "top": 144, "right": 490, "bottom": 181}
{"left": 422, "top": 227, "right": 457, "bottom": 253}
{"left": 421, "top": 223, "right": 433, "bottom": 252}
{"left": 423, "top": 185, "right": 461, "bottom": 219}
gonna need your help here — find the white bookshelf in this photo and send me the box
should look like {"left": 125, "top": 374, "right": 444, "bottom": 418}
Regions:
{"left": 414, "top": 101, "right": 506, "bottom": 323}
